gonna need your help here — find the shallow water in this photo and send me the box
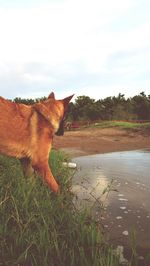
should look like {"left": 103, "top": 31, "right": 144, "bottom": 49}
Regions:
{"left": 72, "top": 149, "right": 150, "bottom": 258}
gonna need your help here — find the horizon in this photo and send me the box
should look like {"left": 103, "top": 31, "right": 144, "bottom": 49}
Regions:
{"left": 7, "top": 90, "right": 150, "bottom": 102}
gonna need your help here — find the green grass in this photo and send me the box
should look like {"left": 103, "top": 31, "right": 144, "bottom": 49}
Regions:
{"left": 91, "top": 120, "right": 150, "bottom": 130}
{"left": 0, "top": 150, "right": 119, "bottom": 266}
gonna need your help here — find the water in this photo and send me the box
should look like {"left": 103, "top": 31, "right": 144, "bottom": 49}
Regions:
{"left": 72, "top": 149, "right": 150, "bottom": 256}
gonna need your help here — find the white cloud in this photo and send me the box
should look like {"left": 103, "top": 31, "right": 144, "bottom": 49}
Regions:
{"left": 0, "top": 0, "right": 134, "bottom": 64}
{"left": 0, "top": 0, "right": 150, "bottom": 99}
{"left": 22, "top": 73, "right": 56, "bottom": 84}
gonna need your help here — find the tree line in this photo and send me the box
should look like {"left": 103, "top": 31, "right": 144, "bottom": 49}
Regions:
{"left": 14, "top": 92, "right": 150, "bottom": 121}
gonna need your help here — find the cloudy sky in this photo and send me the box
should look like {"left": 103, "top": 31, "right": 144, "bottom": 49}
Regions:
{"left": 0, "top": 0, "right": 150, "bottom": 101}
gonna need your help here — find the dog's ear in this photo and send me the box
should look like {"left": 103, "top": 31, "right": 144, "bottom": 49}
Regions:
{"left": 33, "top": 103, "right": 52, "bottom": 124}
{"left": 48, "top": 92, "right": 55, "bottom": 99}
{"left": 63, "top": 94, "right": 74, "bottom": 106}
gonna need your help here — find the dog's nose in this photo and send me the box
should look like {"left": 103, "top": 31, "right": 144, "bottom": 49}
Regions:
{"left": 55, "top": 120, "right": 64, "bottom": 136}
{"left": 55, "top": 130, "right": 64, "bottom": 136}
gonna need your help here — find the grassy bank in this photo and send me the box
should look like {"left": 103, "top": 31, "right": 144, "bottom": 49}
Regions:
{"left": 0, "top": 151, "right": 119, "bottom": 266}
{"left": 91, "top": 121, "right": 150, "bottom": 130}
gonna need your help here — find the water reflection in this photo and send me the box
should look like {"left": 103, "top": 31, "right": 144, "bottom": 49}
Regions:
{"left": 73, "top": 149, "right": 150, "bottom": 187}
{"left": 72, "top": 149, "right": 150, "bottom": 252}
{"left": 72, "top": 156, "right": 111, "bottom": 209}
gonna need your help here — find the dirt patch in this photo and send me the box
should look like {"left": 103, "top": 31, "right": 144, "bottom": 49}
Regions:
{"left": 53, "top": 127, "right": 150, "bottom": 157}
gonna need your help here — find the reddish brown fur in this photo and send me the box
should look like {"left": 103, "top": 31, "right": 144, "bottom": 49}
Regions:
{"left": 0, "top": 93, "right": 73, "bottom": 192}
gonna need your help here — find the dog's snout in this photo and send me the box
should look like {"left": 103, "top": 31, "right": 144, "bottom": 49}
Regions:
{"left": 55, "top": 120, "right": 64, "bottom": 136}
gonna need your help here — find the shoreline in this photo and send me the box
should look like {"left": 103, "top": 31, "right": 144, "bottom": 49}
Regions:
{"left": 53, "top": 127, "right": 150, "bottom": 157}
{"left": 57, "top": 146, "right": 150, "bottom": 158}
{"left": 54, "top": 127, "right": 150, "bottom": 264}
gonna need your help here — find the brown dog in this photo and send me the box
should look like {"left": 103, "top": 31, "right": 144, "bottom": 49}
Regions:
{"left": 0, "top": 92, "right": 73, "bottom": 192}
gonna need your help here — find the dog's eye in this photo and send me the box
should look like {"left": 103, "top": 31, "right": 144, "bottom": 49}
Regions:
{"left": 62, "top": 116, "right": 66, "bottom": 122}
{"left": 63, "top": 111, "right": 68, "bottom": 121}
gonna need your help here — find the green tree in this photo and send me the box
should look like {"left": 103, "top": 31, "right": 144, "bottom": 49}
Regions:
{"left": 74, "top": 96, "right": 95, "bottom": 120}
{"left": 14, "top": 97, "right": 35, "bottom": 105}
{"left": 132, "top": 92, "right": 150, "bottom": 120}
{"left": 101, "top": 97, "right": 114, "bottom": 120}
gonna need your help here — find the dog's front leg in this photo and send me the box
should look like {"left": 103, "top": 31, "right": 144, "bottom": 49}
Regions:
{"left": 33, "top": 162, "right": 59, "bottom": 193}
{"left": 20, "top": 157, "right": 35, "bottom": 178}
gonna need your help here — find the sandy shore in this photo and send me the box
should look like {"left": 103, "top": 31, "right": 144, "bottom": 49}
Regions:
{"left": 53, "top": 127, "right": 150, "bottom": 157}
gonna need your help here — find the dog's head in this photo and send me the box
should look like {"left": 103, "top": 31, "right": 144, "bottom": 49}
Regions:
{"left": 48, "top": 92, "right": 74, "bottom": 136}
{"left": 33, "top": 92, "right": 74, "bottom": 136}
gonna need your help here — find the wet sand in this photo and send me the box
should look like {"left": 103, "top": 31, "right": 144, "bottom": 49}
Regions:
{"left": 54, "top": 127, "right": 150, "bottom": 157}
